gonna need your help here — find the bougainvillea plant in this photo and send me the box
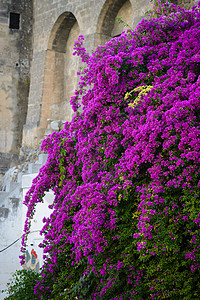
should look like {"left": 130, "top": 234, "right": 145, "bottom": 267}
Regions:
{"left": 20, "top": 1, "right": 200, "bottom": 299}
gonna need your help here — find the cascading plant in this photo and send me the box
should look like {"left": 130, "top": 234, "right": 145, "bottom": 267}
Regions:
{"left": 20, "top": 1, "right": 200, "bottom": 299}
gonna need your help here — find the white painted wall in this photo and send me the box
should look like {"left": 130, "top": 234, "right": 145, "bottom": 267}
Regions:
{"left": 0, "top": 171, "right": 54, "bottom": 299}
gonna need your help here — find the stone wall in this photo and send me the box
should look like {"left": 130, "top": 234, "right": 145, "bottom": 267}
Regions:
{"left": 164, "top": 0, "right": 196, "bottom": 10}
{"left": 0, "top": 0, "right": 33, "bottom": 154}
{"left": 22, "top": 0, "right": 152, "bottom": 147}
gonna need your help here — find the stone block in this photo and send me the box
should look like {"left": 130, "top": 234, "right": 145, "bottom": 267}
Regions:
{"left": 0, "top": 207, "right": 9, "bottom": 219}
{"left": 17, "top": 171, "right": 23, "bottom": 183}
{"left": 0, "top": 192, "right": 9, "bottom": 203}
{"left": 0, "top": 153, "right": 19, "bottom": 174}
{"left": 22, "top": 173, "right": 38, "bottom": 189}
{"left": 0, "top": 29, "right": 6, "bottom": 36}
{"left": 38, "top": 153, "right": 48, "bottom": 165}
{"left": 28, "top": 163, "right": 42, "bottom": 174}
{"left": 8, "top": 182, "right": 19, "bottom": 193}
{"left": 8, "top": 197, "right": 20, "bottom": 212}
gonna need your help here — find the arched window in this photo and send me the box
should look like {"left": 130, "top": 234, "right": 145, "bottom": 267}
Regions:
{"left": 40, "top": 12, "right": 80, "bottom": 136}
{"left": 96, "top": 0, "right": 133, "bottom": 45}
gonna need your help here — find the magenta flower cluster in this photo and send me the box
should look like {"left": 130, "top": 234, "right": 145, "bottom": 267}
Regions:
{"left": 21, "top": 2, "right": 200, "bottom": 299}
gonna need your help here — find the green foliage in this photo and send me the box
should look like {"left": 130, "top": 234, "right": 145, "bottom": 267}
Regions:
{"left": 1, "top": 269, "right": 42, "bottom": 300}
{"left": 115, "top": 17, "right": 133, "bottom": 31}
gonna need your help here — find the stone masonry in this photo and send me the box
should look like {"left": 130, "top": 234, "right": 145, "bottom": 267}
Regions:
{"left": 0, "top": 0, "right": 32, "bottom": 154}
{"left": 22, "top": 0, "right": 154, "bottom": 148}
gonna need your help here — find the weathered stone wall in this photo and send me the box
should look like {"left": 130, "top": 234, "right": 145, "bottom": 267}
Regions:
{"left": 163, "top": 0, "right": 196, "bottom": 10}
{"left": 22, "top": 0, "right": 152, "bottom": 147}
{"left": 0, "top": 0, "right": 33, "bottom": 154}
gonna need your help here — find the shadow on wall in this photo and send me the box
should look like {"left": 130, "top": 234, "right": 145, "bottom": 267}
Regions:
{"left": 96, "top": 0, "right": 134, "bottom": 44}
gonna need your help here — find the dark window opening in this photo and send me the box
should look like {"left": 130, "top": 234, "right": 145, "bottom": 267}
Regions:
{"left": 9, "top": 12, "right": 20, "bottom": 29}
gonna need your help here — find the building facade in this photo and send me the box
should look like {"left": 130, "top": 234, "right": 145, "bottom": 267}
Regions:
{"left": 0, "top": 0, "right": 198, "bottom": 298}
{"left": 0, "top": 0, "right": 196, "bottom": 157}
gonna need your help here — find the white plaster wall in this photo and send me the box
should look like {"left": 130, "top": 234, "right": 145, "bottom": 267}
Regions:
{"left": 0, "top": 172, "right": 54, "bottom": 299}
{"left": 22, "top": 176, "right": 54, "bottom": 271}
{"left": 0, "top": 198, "right": 23, "bottom": 299}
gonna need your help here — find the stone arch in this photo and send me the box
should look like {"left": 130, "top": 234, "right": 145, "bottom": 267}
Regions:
{"left": 96, "top": 0, "right": 133, "bottom": 45}
{"left": 112, "top": 0, "right": 133, "bottom": 37}
{"left": 40, "top": 12, "right": 80, "bottom": 137}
